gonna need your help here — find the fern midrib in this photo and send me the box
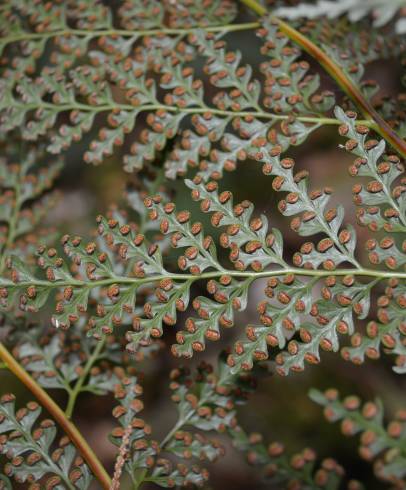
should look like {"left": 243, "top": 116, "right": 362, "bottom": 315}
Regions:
{"left": 0, "top": 22, "right": 261, "bottom": 46}
{"left": 3, "top": 99, "right": 370, "bottom": 129}
{"left": 2, "top": 266, "right": 405, "bottom": 293}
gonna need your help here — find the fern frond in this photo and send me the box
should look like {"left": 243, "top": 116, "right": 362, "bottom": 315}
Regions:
{"left": 110, "top": 371, "right": 226, "bottom": 488}
{"left": 335, "top": 107, "right": 406, "bottom": 233}
{"left": 0, "top": 394, "right": 92, "bottom": 489}
{"left": 13, "top": 328, "right": 122, "bottom": 395}
{"left": 231, "top": 428, "right": 349, "bottom": 490}
{"left": 311, "top": 389, "right": 406, "bottom": 487}
{"left": 1, "top": 167, "right": 404, "bottom": 375}
{"left": 1, "top": 3, "right": 370, "bottom": 177}
{"left": 342, "top": 278, "right": 406, "bottom": 373}
{"left": 0, "top": 143, "right": 62, "bottom": 267}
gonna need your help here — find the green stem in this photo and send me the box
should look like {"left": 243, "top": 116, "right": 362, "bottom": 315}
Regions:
{"left": 1, "top": 22, "right": 260, "bottom": 46}
{"left": 239, "top": 0, "right": 406, "bottom": 158}
{"left": 2, "top": 267, "right": 405, "bottom": 294}
{"left": 133, "top": 469, "right": 148, "bottom": 490}
{"left": 4, "top": 100, "right": 375, "bottom": 129}
{"left": 65, "top": 337, "right": 106, "bottom": 418}
{"left": 350, "top": 411, "right": 406, "bottom": 453}
{"left": 160, "top": 418, "right": 188, "bottom": 449}
{"left": 0, "top": 343, "right": 112, "bottom": 490}
{"left": 160, "top": 392, "right": 212, "bottom": 449}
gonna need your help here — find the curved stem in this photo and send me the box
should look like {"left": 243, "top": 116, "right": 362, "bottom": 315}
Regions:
{"left": 239, "top": 0, "right": 406, "bottom": 158}
{"left": 0, "top": 343, "right": 112, "bottom": 490}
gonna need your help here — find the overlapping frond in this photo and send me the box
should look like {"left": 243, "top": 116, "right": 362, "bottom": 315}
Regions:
{"left": 0, "top": 4, "right": 344, "bottom": 179}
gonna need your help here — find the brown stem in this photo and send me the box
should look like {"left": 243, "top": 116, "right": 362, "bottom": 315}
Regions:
{"left": 0, "top": 342, "right": 112, "bottom": 490}
{"left": 239, "top": 0, "right": 406, "bottom": 158}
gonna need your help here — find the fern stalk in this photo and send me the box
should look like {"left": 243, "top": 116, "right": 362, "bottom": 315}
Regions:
{"left": 0, "top": 342, "right": 112, "bottom": 489}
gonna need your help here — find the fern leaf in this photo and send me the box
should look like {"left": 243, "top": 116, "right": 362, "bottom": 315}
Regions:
{"left": 311, "top": 389, "right": 406, "bottom": 486}
{"left": 335, "top": 107, "right": 406, "bottom": 233}
{"left": 0, "top": 394, "right": 92, "bottom": 488}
